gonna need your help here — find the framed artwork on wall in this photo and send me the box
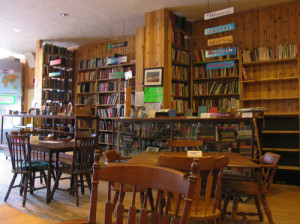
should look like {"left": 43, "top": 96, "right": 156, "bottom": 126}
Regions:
{"left": 143, "top": 67, "right": 163, "bottom": 86}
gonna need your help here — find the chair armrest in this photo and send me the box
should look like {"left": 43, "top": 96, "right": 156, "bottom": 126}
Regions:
{"left": 249, "top": 158, "right": 262, "bottom": 163}
{"left": 260, "top": 164, "right": 278, "bottom": 169}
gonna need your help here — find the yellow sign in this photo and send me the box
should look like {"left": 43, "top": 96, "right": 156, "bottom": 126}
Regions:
{"left": 208, "top": 35, "right": 233, "bottom": 47}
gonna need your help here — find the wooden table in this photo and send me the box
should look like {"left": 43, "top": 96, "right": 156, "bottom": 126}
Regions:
{"left": 30, "top": 140, "right": 75, "bottom": 204}
{"left": 126, "top": 151, "right": 259, "bottom": 168}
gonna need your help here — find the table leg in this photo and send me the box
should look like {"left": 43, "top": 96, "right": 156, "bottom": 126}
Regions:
{"left": 46, "top": 151, "right": 53, "bottom": 204}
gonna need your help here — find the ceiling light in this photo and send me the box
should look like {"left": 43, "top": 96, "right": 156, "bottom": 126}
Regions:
{"left": 13, "top": 29, "right": 20, "bottom": 32}
{"left": 60, "top": 13, "right": 69, "bottom": 17}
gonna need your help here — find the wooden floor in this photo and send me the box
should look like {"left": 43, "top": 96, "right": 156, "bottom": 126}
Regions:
{"left": 1, "top": 150, "right": 300, "bottom": 224}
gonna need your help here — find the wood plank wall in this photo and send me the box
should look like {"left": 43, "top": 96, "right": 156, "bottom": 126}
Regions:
{"left": 144, "top": 8, "right": 171, "bottom": 108}
{"left": 191, "top": 1, "right": 300, "bottom": 114}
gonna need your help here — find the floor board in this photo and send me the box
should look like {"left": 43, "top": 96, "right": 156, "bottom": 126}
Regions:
{"left": 0, "top": 150, "right": 300, "bottom": 223}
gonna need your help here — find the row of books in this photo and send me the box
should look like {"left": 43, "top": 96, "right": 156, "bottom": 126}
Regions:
{"left": 193, "top": 80, "right": 239, "bottom": 95}
{"left": 171, "top": 48, "right": 191, "bottom": 65}
{"left": 192, "top": 97, "right": 240, "bottom": 112}
{"left": 98, "top": 81, "right": 122, "bottom": 92}
{"left": 191, "top": 48, "right": 239, "bottom": 63}
{"left": 43, "top": 54, "right": 73, "bottom": 67}
{"left": 97, "top": 108, "right": 119, "bottom": 118}
{"left": 43, "top": 78, "right": 72, "bottom": 89}
{"left": 172, "top": 83, "right": 189, "bottom": 97}
{"left": 241, "top": 44, "right": 298, "bottom": 62}
{"left": 77, "top": 120, "right": 94, "bottom": 129}
{"left": 169, "top": 11, "right": 192, "bottom": 35}
{"left": 172, "top": 65, "right": 190, "bottom": 80}
{"left": 77, "top": 95, "right": 95, "bottom": 105}
{"left": 42, "top": 90, "right": 72, "bottom": 101}
{"left": 98, "top": 68, "right": 122, "bottom": 79}
{"left": 99, "top": 133, "right": 113, "bottom": 144}
{"left": 171, "top": 99, "right": 189, "bottom": 114}
{"left": 78, "top": 71, "right": 96, "bottom": 82}
{"left": 98, "top": 94, "right": 118, "bottom": 105}
{"left": 43, "top": 43, "right": 73, "bottom": 56}
{"left": 79, "top": 83, "right": 95, "bottom": 93}
{"left": 193, "top": 65, "right": 239, "bottom": 79}
{"left": 171, "top": 30, "right": 191, "bottom": 50}
{"left": 99, "top": 120, "right": 113, "bottom": 131}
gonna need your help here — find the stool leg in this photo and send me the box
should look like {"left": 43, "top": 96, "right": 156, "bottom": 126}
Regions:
{"left": 231, "top": 192, "right": 240, "bottom": 224}
{"left": 221, "top": 187, "right": 231, "bottom": 220}
{"left": 254, "top": 195, "right": 264, "bottom": 221}
{"left": 261, "top": 194, "right": 274, "bottom": 224}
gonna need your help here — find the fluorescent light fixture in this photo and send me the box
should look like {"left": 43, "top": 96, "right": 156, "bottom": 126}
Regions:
{"left": 13, "top": 29, "right": 20, "bottom": 32}
{"left": 60, "top": 13, "right": 69, "bottom": 17}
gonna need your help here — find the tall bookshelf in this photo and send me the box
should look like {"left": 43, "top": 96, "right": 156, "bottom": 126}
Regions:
{"left": 241, "top": 44, "right": 300, "bottom": 184}
{"left": 168, "top": 11, "right": 192, "bottom": 115}
{"left": 77, "top": 60, "right": 135, "bottom": 151}
{"left": 191, "top": 50, "right": 241, "bottom": 113}
{"left": 42, "top": 44, "right": 74, "bottom": 108}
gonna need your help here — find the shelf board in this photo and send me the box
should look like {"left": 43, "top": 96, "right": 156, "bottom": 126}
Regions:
{"left": 172, "top": 78, "right": 190, "bottom": 82}
{"left": 78, "top": 62, "right": 135, "bottom": 72}
{"left": 97, "top": 104, "right": 117, "bottom": 107}
{"left": 172, "top": 95, "right": 189, "bottom": 99}
{"left": 243, "top": 96, "right": 298, "bottom": 101}
{"left": 262, "top": 148, "right": 300, "bottom": 152}
{"left": 99, "top": 129, "right": 113, "bottom": 132}
{"left": 97, "top": 91, "right": 119, "bottom": 94}
{"left": 77, "top": 80, "right": 96, "bottom": 83}
{"left": 278, "top": 165, "right": 300, "bottom": 171}
{"left": 98, "top": 142, "right": 113, "bottom": 146}
{"left": 194, "top": 75, "right": 239, "bottom": 81}
{"left": 97, "top": 78, "right": 124, "bottom": 81}
{"left": 193, "top": 93, "right": 239, "bottom": 97}
{"left": 264, "top": 112, "right": 299, "bottom": 116}
{"left": 77, "top": 92, "right": 96, "bottom": 95}
{"left": 242, "top": 57, "right": 298, "bottom": 66}
{"left": 43, "top": 88, "right": 65, "bottom": 91}
{"left": 172, "top": 45, "right": 191, "bottom": 52}
{"left": 193, "top": 58, "right": 239, "bottom": 65}
{"left": 242, "top": 77, "right": 298, "bottom": 83}
{"left": 172, "top": 60, "right": 190, "bottom": 67}
{"left": 262, "top": 130, "right": 300, "bottom": 134}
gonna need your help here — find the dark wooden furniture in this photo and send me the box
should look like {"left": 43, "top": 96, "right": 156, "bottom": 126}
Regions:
{"left": 89, "top": 150, "right": 198, "bottom": 224}
{"left": 50, "top": 133, "right": 97, "bottom": 206}
{"left": 103, "top": 150, "right": 154, "bottom": 212}
{"left": 125, "top": 151, "right": 259, "bottom": 169}
{"left": 30, "top": 140, "right": 75, "bottom": 203}
{"left": 221, "top": 152, "right": 281, "bottom": 224}
{"left": 158, "top": 155, "right": 228, "bottom": 223}
{"left": 5, "top": 133, "right": 48, "bottom": 207}
{"left": 167, "top": 139, "right": 203, "bottom": 152}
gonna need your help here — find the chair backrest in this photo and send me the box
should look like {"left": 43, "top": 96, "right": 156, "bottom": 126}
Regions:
{"left": 259, "top": 152, "right": 280, "bottom": 191}
{"left": 103, "top": 149, "right": 122, "bottom": 165}
{"left": 88, "top": 151, "right": 198, "bottom": 224}
{"left": 6, "top": 132, "right": 32, "bottom": 173}
{"left": 71, "top": 132, "right": 97, "bottom": 172}
{"left": 167, "top": 140, "right": 203, "bottom": 152}
{"left": 158, "top": 154, "right": 229, "bottom": 217}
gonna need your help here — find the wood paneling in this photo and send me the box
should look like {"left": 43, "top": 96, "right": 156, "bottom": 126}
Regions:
{"left": 144, "top": 8, "right": 171, "bottom": 108}
{"left": 35, "top": 40, "right": 43, "bottom": 108}
{"left": 135, "top": 26, "right": 145, "bottom": 92}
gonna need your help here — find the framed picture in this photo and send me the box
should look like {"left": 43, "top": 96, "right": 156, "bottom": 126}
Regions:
{"left": 143, "top": 67, "right": 163, "bottom": 86}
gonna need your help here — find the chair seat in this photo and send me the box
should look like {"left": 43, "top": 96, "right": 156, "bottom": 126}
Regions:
{"left": 226, "top": 180, "right": 268, "bottom": 195}
{"left": 21, "top": 161, "right": 49, "bottom": 171}
{"left": 169, "top": 198, "right": 220, "bottom": 221}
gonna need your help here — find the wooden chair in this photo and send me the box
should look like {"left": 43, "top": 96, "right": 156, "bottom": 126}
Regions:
{"left": 50, "top": 132, "right": 97, "bottom": 206}
{"left": 167, "top": 139, "right": 203, "bottom": 152}
{"left": 158, "top": 154, "right": 229, "bottom": 223}
{"left": 4, "top": 132, "right": 48, "bottom": 207}
{"left": 221, "top": 152, "right": 281, "bottom": 224}
{"left": 103, "top": 150, "right": 154, "bottom": 212}
{"left": 86, "top": 150, "right": 199, "bottom": 224}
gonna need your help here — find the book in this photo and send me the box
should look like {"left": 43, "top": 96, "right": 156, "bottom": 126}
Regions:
{"left": 198, "top": 106, "right": 208, "bottom": 117}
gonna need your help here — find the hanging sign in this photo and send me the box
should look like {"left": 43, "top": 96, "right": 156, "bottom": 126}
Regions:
{"left": 205, "top": 23, "right": 235, "bottom": 35}
{"left": 108, "top": 41, "right": 128, "bottom": 49}
{"left": 208, "top": 35, "right": 233, "bottom": 47}
{"left": 143, "top": 87, "right": 163, "bottom": 103}
{"left": 204, "top": 7, "right": 234, "bottom": 20}
{"left": 206, "top": 60, "right": 235, "bottom": 70}
{"left": 0, "top": 95, "right": 16, "bottom": 104}
{"left": 205, "top": 47, "right": 236, "bottom": 58}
